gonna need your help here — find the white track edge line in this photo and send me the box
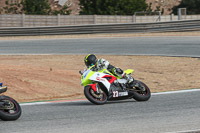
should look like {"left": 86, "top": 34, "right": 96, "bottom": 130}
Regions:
{"left": 152, "top": 88, "right": 200, "bottom": 95}
{"left": 20, "top": 88, "right": 200, "bottom": 106}
{"left": 166, "top": 129, "right": 200, "bottom": 133}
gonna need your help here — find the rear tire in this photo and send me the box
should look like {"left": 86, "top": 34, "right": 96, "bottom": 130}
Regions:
{"left": 84, "top": 85, "right": 107, "bottom": 105}
{"left": 0, "top": 96, "right": 21, "bottom": 121}
{"left": 132, "top": 80, "right": 151, "bottom": 101}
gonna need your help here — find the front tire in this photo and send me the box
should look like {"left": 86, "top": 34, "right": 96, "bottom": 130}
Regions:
{"left": 0, "top": 96, "right": 22, "bottom": 121}
{"left": 132, "top": 80, "right": 151, "bottom": 101}
{"left": 84, "top": 85, "right": 107, "bottom": 105}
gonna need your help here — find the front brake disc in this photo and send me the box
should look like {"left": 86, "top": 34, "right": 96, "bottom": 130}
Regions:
{"left": 90, "top": 89, "right": 103, "bottom": 99}
{"left": 0, "top": 100, "right": 15, "bottom": 110}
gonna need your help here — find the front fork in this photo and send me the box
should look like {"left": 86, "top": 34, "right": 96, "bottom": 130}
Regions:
{"left": 90, "top": 83, "right": 100, "bottom": 94}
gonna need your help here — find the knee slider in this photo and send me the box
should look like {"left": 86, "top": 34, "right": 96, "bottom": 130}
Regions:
{"left": 115, "top": 68, "right": 123, "bottom": 74}
{"left": 112, "top": 68, "right": 125, "bottom": 78}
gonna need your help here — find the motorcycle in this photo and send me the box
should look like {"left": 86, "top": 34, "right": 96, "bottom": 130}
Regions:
{"left": 80, "top": 65, "right": 151, "bottom": 105}
{"left": 0, "top": 83, "right": 21, "bottom": 121}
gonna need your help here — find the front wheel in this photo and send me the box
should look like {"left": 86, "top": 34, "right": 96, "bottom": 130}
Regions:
{"left": 84, "top": 85, "right": 108, "bottom": 105}
{"left": 132, "top": 80, "right": 151, "bottom": 101}
{"left": 0, "top": 95, "right": 22, "bottom": 121}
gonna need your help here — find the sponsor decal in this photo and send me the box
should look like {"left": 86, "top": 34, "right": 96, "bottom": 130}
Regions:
{"left": 113, "top": 91, "right": 128, "bottom": 97}
{"left": 96, "top": 77, "right": 105, "bottom": 82}
{"left": 96, "top": 77, "right": 100, "bottom": 81}
{"left": 83, "top": 70, "right": 90, "bottom": 79}
{"left": 119, "top": 92, "right": 128, "bottom": 96}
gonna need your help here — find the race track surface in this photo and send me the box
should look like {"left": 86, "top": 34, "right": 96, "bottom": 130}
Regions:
{"left": 0, "top": 36, "right": 200, "bottom": 57}
{"left": 1, "top": 90, "right": 200, "bottom": 133}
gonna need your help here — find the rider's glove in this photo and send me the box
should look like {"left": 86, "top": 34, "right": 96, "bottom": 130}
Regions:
{"left": 96, "top": 62, "right": 102, "bottom": 69}
{"left": 100, "top": 59, "right": 109, "bottom": 68}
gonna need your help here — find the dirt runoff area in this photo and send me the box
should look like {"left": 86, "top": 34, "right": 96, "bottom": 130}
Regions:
{"left": 0, "top": 55, "right": 199, "bottom": 103}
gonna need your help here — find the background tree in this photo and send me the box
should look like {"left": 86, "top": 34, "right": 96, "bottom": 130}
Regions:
{"left": 1, "top": 0, "right": 22, "bottom": 14}
{"left": 21, "top": 0, "right": 71, "bottom": 15}
{"left": 172, "top": 0, "right": 200, "bottom": 15}
{"left": 21, "top": 0, "right": 51, "bottom": 15}
{"left": 80, "top": 0, "right": 148, "bottom": 15}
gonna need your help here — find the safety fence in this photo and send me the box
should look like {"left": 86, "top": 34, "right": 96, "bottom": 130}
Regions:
{"left": 0, "top": 19, "right": 200, "bottom": 36}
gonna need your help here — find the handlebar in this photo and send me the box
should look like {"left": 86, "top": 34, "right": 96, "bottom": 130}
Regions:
{"left": 79, "top": 70, "right": 83, "bottom": 75}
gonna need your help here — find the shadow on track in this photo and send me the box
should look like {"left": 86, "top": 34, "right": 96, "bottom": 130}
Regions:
{"left": 50, "top": 101, "right": 93, "bottom": 106}
{"left": 50, "top": 99, "right": 137, "bottom": 106}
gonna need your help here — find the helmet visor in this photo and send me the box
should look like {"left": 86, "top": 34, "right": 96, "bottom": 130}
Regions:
{"left": 87, "top": 63, "right": 95, "bottom": 68}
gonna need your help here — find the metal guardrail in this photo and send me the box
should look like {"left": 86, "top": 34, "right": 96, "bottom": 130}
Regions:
{"left": 0, "top": 19, "right": 200, "bottom": 36}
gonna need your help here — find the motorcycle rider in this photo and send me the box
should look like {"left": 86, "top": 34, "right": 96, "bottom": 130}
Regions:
{"left": 84, "top": 54, "right": 134, "bottom": 85}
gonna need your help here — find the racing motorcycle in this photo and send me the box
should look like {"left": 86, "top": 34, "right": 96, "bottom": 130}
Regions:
{"left": 80, "top": 65, "right": 151, "bottom": 105}
{"left": 0, "top": 83, "right": 21, "bottom": 121}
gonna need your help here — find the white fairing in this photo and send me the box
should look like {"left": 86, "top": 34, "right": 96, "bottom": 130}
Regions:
{"left": 82, "top": 69, "right": 90, "bottom": 82}
{"left": 89, "top": 72, "right": 111, "bottom": 91}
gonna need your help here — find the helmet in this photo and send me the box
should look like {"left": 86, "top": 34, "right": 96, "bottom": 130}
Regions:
{"left": 84, "top": 54, "right": 97, "bottom": 68}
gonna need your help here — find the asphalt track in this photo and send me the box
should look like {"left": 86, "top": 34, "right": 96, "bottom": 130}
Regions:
{"left": 0, "top": 36, "right": 200, "bottom": 57}
{"left": 0, "top": 90, "right": 200, "bottom": 133}
{"left": 0, "top": 36, "right": 200, "bottom": 133}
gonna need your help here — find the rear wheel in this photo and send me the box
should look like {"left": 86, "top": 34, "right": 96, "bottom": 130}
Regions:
{"left": 84, "top": 85, "right": 107, "bottom": 105}
{"left": 131, "top": 80, "right": 151, "bottom": 101}
{"left": 0, "top": 96, "right": 21, "bottom": 121}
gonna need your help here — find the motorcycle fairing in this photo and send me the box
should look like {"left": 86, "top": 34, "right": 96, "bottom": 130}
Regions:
{"left": 81, "top": 66, "right": 134, "bottom": 94}
{"left": 88, "top": 72, "right": 113, "bottom": 91}
{"left": 81, "top": 69, "right": 95, "bottom": 86}
{"left": 81, "top": 66, "right": 116, "bottom": 86}
{"left": 124, "top": 69, "right": 134, "bottom": 75}
{"left": 102, "top": 75, "right": 117, "bottom": 84}
{"left": 89, "top": 83, "right": 98, "bottom": 92}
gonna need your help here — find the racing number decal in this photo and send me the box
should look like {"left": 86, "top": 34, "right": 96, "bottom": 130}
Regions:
{"left": 113, "top": 91, "right": 128, "bottom": 97}
{"left": 113, "top": 91, "right": 119, "bottom": 97}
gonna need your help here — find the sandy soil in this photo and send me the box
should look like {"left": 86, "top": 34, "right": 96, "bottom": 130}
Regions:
{"left": 0, "top": 55, "right": 200, "bottom": 103}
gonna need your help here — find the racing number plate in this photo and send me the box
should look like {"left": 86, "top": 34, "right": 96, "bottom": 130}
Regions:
{"left": 113, "top": 91, "right": 128, "bottom": 97}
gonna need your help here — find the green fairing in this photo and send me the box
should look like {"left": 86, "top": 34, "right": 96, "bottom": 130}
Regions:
{"left": 81, "top": 67, "right": 114, "bottom": 87}
{"left": 81, "top": 65, "right": 95, "bottom": 86}
{"left": 81, "top": 71, "right": 94, "bottom": 87}
{"left": 124, "top": 69, "right": 134, "bottom": 75}
{"left": 81, "top": 65, "right": 134, "bottom": 87}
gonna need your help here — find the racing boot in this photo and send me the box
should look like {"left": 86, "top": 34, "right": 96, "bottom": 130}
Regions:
{"left": 124, "top": 74, "right": 134, "bottom": 87}
{"left": 112, "top": 67, "right": 134, "bottom": 84}
{"left": 112, "top": 68, "right": 134, "bottom": 88}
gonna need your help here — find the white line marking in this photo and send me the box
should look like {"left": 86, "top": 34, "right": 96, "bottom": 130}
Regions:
{"left": 20, "top": 99, "right": 87, "bottom": 106}
{"left": 152, "top": 89, "right": 200, "bottom": 95}
{"left": 20, "top": 89, "right": 200, "bottom": 106}
{"left": 166, "top": 129, "right": 200, "bottom": 133}
{"left": 20, "top": 102, "right": 52, "bottom": 106}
